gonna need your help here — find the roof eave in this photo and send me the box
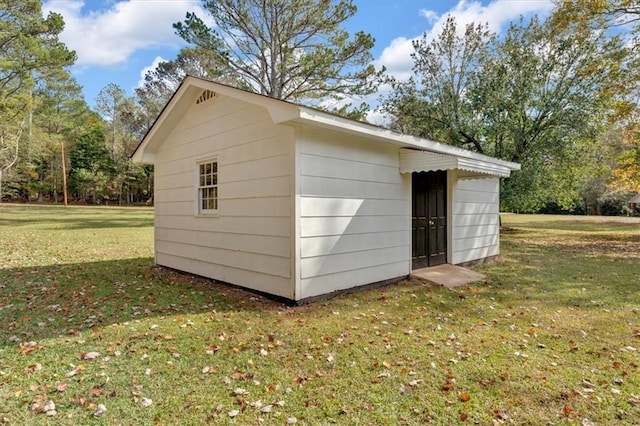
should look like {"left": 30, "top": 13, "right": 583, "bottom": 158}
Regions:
{"left": 295, "top": 108, "right": 521, "bottom": 172}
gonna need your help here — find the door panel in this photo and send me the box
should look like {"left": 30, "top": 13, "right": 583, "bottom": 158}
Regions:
{"left": 412, "top": 171, "right": 447, "bottom": 269}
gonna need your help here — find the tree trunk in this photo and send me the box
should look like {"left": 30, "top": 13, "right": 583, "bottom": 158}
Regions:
{"left": 61, "top": 140, "right": 68, "bottom": 206}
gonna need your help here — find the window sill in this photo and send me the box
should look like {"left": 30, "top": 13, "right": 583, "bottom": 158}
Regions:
{"left": 195, "top": 211, "right": 219, "bottom": 218}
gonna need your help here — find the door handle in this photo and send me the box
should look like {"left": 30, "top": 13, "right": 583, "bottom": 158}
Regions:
{"left": 429, "top": 220, "right": 435, "bottom": 226}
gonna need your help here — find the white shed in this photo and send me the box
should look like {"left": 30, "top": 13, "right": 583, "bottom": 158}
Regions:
{"left": 132, "top": 77, "right": 520, "bottom": 303}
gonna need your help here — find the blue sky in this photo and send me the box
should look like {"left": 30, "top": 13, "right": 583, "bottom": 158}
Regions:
{"left": 42, "top": 0, "right": 554, "bottom": 112}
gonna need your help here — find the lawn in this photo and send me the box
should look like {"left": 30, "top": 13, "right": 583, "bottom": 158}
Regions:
{"left": 0, "top": 205, "right": 639, "bottom": 425}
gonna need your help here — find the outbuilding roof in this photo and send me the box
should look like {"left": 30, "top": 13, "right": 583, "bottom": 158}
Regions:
{"left": 132, "top": 76, "right": 520, "bottom": 177}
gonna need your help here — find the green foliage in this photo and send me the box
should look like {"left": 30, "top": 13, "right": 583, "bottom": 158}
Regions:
{"left": 68, "top": 127, "right": 114, "bottom": 202}
{"left": 0, "top": 0, "right": 76, "bottom": 171}
{"left": 383, "top": 14, "right": 628, "bottom": 212}
{"left": 173, "top": 0, "right": 381, "bottom": 102}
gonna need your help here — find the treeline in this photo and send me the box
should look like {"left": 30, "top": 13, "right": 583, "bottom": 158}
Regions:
{"left": 0, "top": 2, "right": 155, "bottom": 205}
{"left": 1, "top": 0, "right": 639, "bottom": 213}
{"left": 2, "top": 80, "right": 154, "bottom": 205}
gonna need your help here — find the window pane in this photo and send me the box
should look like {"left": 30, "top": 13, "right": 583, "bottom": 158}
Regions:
{"left": 198, "top": 161, "right": 218, "bottom": 212}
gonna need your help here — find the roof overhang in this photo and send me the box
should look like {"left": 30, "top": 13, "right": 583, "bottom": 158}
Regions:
{"left": 399, "top": 149, "right": 513, "bottom": 178}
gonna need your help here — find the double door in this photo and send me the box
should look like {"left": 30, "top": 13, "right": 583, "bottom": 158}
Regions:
{"left": 412, "top": 171, "right": 447, "bottom": 269}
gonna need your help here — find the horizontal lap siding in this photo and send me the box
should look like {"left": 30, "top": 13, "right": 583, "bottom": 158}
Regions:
{"left": 154, "top": 95, "right": 294, "bottom": 298}
{"left": 298, "top": 128, "right": 410, "bottom": 299}
{"left": 451, "top": 175, "right": 500, "bottom": 264}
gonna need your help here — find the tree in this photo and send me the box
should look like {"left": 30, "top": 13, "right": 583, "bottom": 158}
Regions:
{"left": 173, "top": 0, "right": 380, "bottom": 102}
{"left": 135, "top": 47, "right": 246, "bottom": 135}
{"left": 609, "top": 122, "right": 640, "bottom": 193}
{"left": 68, "top": 127, "right": 114, "bottom": 203}
{"left": 95, "top": 83, "right": 128, "bottom": 160}
{"left": 0, "top": 0, "right": 76, "bottom": 200}
{"left": 382, "top": 15, "right": 627, "bottom": 211}
{"left": 383, "top": 17, "right": 493, "bottom": 153}
{"left": 29, "top": 70, "right": 91, "bottom": 203}
{"left": 551, "top": 0, "right": 640, "bottom": 200}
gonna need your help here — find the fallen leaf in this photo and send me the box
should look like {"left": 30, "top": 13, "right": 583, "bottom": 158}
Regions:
{"left": 24, "top": 363, "right": 42, "bottom": 374}
{"left": 43, "top": 400, "right": 56, "bottom": 416}
{"left": 287, "top": 417, "right": 297, "bottom": 424}
{"left": 442, "top": 382, "right": 455, "bottom": 392}
{"left": 494, "top": 409, "right": 509, "bottom": 420}
{"left": 260, "top": 405, "right": 273, "bottom": 413}
{"left": 94, "top": 404, "right": 107, "bottom": 417}
{"left": 19, "top": 341, "right": 37, "bottom": 356}
{"left": 563, "top": 405, "right": 573, "bottom": 416}
{"left": 81, "top": 352, "right": 100, "bottom": 360}
{"left": 140, "top": 397, "right": 153, "bottom": 407}
{"left": 228, "top": 409, "right": 240, "bottom": 417}
{"left": 293, "top": 376, "right": 309, "bottom": 384}
{"left": 90, "top": 386, "right": 103, "bottom": 397}
{"left": 65, "top": 365, "right": 86, "bottom": 378}
{"left": 460, "top": 392, "right": 471, "bottom": 402}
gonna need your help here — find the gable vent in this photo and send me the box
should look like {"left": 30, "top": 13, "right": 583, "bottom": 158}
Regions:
{"left": 196, "top": 90, "right": 217, "bottom": 105}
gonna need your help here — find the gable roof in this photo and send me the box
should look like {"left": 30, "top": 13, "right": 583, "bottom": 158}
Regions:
{"left": 629, "top": 193, "right": 640, "bottom": 204}
{"left": 132, "top": 76, "right": 520, "bottom": 177}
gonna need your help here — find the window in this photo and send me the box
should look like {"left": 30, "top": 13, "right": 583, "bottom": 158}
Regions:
{"left": 197, "top": 160, "right": 218, "bottom": 214}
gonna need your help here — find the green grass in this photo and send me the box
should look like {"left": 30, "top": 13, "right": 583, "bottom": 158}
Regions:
{"left": 1, "top": 205, "right": 639, "bottom": 425}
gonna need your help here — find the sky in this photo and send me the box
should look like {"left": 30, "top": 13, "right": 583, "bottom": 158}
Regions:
{"left": 42, "top": 0, "right": 555, "bottom": 113}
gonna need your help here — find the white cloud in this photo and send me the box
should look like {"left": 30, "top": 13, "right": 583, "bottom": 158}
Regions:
{"left": 377, "top": 0, "right": 554, "bottom": 80}
{"left": 377, "top": 37, "right": 416, "bottom": 81}
{"left": 419, "top": 9, "right": 440, "bottom": 25}
{"left": 42, "top": 0, "right": 207, "bottom": 67}
{"left": 136, "top": 56, "right": 167, "bottom": 88}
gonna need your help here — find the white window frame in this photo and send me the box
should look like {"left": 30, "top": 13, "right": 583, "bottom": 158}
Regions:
{"left": 196, "top": 158, "right": 218, "bottom": 216}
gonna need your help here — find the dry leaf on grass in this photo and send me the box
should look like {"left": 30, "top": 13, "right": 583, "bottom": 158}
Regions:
{"left": 80, "top": 351, "right": 100, "bottom": 360}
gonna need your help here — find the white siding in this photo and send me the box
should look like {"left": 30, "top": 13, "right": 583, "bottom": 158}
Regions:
{"left": 297, "top": 127, "right": 411, "bottom": 299}
{"left": 450, "top": 172, "right": 500, "bottom": 264}
{"left": 153, "top": 95, "right": 295, "bottom": 299}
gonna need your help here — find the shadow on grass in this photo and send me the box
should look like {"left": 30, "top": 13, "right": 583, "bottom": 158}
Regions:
{"left": 0, "top": 257, "right": 286, "bottom": 348}
{"left": 0, "top": 209, "right": 153, "bottom": 230}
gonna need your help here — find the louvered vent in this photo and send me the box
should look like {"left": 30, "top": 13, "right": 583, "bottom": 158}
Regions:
{"left": 196, "top": 90, "right": 217, "bottom": 105}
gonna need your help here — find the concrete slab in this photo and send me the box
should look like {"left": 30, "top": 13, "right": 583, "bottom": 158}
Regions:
{"left": 411, "top": 264, "right": 486, "bottom": 289}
